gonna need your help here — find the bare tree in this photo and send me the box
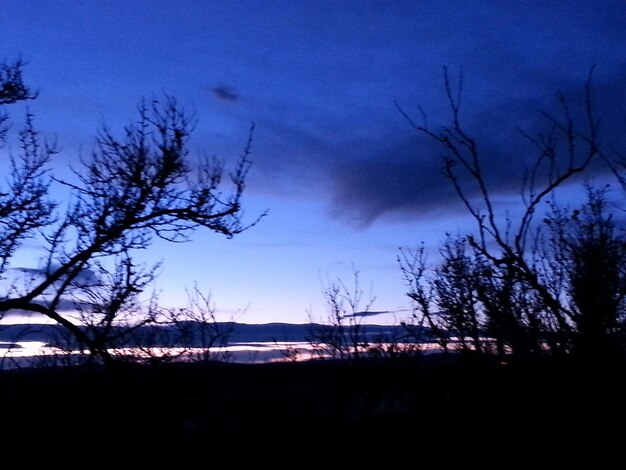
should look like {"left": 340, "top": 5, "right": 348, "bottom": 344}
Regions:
{"left": 543, "top": 186, "right": 626, "bottom": 356}
{"left": 86, "top": 285, "right": 238, "bottom": 365}
{"left": 398, "top": 244, "right": 444, "bottom": 349}
{"left": 400, "top": 237, "right": 493, "bottom": 355}
{"left": 398, "top": 67, "right": 625, "bottom": 358}
{"left": 169, "top": 285, "right": 237, "bottom": 363}
{"left": 0, "top": 58, "right": 37, "bottom": 105}
{"left": 0, "top": 112, "right": 57, "bottom": 276}
{"left": 0, "top": 58, "right": 38, "bottom": 142}
{"left": 0, "top": 60, "right": 53, "bottom": 277}
{"left": 67, "top": 250, "right": 164, "bottom": 361}
{"left": 307, "top": 268, "right": 376, "bottom": 360}
{"left": 0, "top": 63, "right": 263, "bottom": 364}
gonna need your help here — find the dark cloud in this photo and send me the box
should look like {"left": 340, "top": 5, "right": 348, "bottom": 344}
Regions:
{"left": 228, "top": 1, "right": 626, "bottom": 227}
{"left": 324, "top": 70, "right": 626, "bottom": 226}
{"left": 182, "top": 1, "right": 626, "bottom": 229}
{"left": 212, "top": 86, "right": 239, "bottom": 102}
{"left": 4, "top": 266, "right": 124, "bottom": 319}
{"left": 327, "top": 136, "right": 452, "bottom": 225}
{"left": 1, "top": 298, "right": 102, "bottom": 323}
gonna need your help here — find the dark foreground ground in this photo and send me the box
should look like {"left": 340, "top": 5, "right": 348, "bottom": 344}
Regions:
{"left": 0, "top": 354, "right": 623, "bottom": 468}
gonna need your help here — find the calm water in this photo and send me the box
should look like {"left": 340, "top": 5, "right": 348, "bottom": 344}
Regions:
{"left": 0, "top": 340, "right": 326, "bottom": 368}
{"left": 0, "top": 340, "right": 434, "bottom": 369}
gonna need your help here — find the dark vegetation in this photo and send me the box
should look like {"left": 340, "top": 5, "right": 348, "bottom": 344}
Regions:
{"left": 0, "top": 356, "right": 623, "bottom": 467}
{"left": 396, "top": 68, "right": 626, "bottom": 364}
{"left": 2, "top": 60, "right": 626, "bottom": 466}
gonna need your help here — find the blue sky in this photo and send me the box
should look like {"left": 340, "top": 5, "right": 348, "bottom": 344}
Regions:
{"left": 1, "top": 1, "right": 625, "bottom": 324}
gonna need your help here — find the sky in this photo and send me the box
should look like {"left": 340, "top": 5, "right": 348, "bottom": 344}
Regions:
{"left": 1, "top": 0, "right": 626, "bottom": 325}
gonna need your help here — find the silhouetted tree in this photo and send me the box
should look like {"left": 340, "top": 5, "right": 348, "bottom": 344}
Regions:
{"left": 169, "top": 285, "right": 237, "bottom": 362}
{"left": 307, "top": 269, "right": 375, "bottom": 360}
{"left": 399, "top": 68, "right": 626, "bottom": 358}
{"left": 543, "top": 186, "right": 626, "bottom": 356}
{"left": 0, "top": 60, "right": 53, "bottom": 275}
{"left": 0, "top": 60, "right": 262, "bottom": 364}
{"left": 307, "top": 268, "right": 420, "bottom": 360}
{"left": 0, "top": 58, "right": 37, "bottom": 105}
{"left": 0, "top": 58, "right": 37, "bottom": 142}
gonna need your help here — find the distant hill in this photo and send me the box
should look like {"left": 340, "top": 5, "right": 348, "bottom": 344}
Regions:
{"left": 0, "top": 321, "right": 421, "bottom": 347}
